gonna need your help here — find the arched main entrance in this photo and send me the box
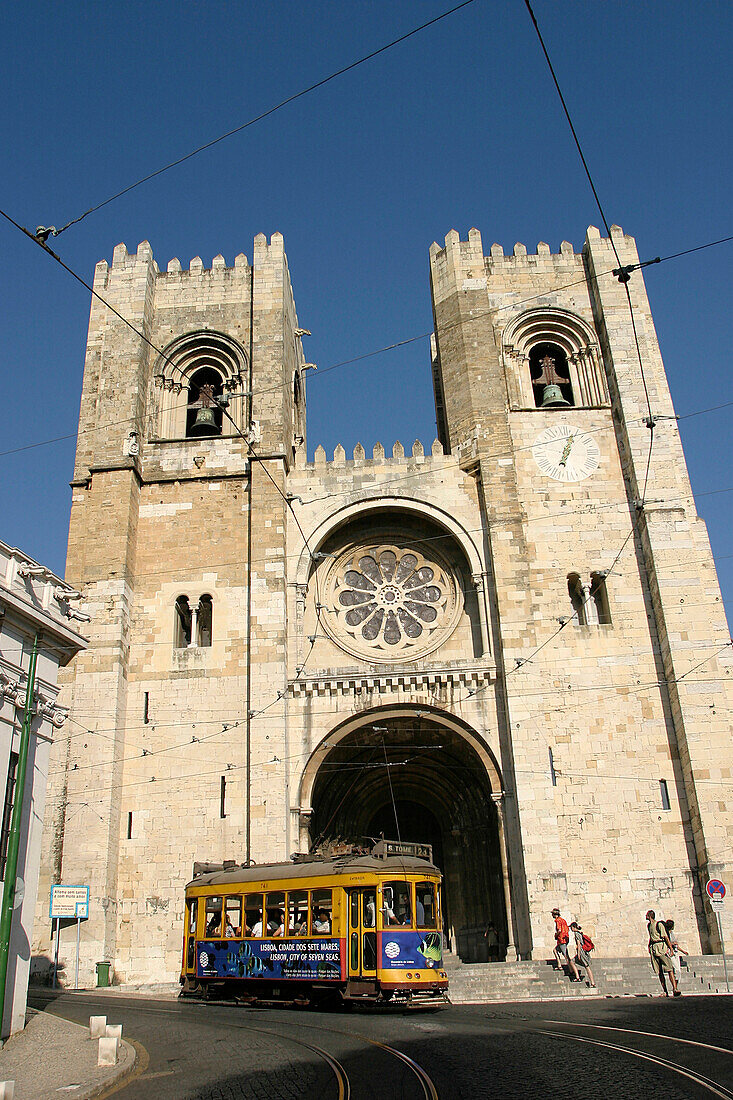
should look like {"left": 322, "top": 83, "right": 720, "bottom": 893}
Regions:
{"left": 305, "top": 712, "right": 509, "bottom": 962}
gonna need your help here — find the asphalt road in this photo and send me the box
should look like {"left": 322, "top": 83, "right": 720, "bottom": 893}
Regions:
{"left": 29, "top": 989, "right": 733, "bottom": 1100}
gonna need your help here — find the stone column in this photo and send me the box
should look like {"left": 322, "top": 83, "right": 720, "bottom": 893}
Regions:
{"left": 581, "top": 580, "right": 599, "bottom": 625}
{"left": 492, "top": 792, "right": 518, "bottom": 960}
{"left": 471, "top": 572, "right": 491, "bottom": 657}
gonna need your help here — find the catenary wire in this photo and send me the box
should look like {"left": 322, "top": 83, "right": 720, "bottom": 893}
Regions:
{"left": 522, "top": 0, "right": 655, "bottom": 439}
{"left": 0, "top": 227, "right": 727, "bottom": 795}
{"left": 48, "top": 1, "right": 478, "bottom": 237}
{"left": 1, "top": 231, "right": 731, "bottom": 463}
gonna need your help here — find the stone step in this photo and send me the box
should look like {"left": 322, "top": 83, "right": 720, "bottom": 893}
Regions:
{"left": 446, "top": 955, "right": 731, "bottom": 1003}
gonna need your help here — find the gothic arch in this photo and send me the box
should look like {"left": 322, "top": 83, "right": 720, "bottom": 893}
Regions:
{"left": 151, "top": 330, "right": 248, "bottom": 439}
{"left": 502, "top": 307, "right": 609, "bottom": 409}
{"left": 298, "top": 706, "right": 513, "bottom": 960}
{"left": 298, "top": 703, "right": 504, "bottom": 812}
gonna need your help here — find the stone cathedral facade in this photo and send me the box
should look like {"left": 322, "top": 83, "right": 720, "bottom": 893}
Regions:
{"left": 34, "top": 226, "right": 733, "bottom": 985}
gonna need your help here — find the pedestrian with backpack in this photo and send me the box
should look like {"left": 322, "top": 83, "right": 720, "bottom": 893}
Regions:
{"left": 551, "top": 908, "right": 581, "bottom": 981}
{"left": 570, "top": 920, "right": 596, "bottom": 987}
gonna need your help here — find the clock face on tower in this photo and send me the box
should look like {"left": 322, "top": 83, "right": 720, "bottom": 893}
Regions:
{"left": 532, "top": 424, "right": 600, "bottom": 482}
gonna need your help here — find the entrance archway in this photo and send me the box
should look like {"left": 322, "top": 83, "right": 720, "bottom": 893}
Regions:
{"left": 307, "top": 713, "right": 508, "bottom": 962}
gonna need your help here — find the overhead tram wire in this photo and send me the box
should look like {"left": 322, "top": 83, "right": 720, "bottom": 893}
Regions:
{"left": 1, "top": 229, "right": 731, "bottom": 463}
{"left": 522, "top": 0, "right": 655, "bottom": 487}
{"left": 0, "top": 228, "right": 728, "bottom": 775}
{"left": 0, "top": 210, "right": 334, "bottom": 855}
{"left": 41, "top": 1, "right": 478, "bottom": 239}
{"left": 54, "top": 648, "right": 733, "bottom": 776}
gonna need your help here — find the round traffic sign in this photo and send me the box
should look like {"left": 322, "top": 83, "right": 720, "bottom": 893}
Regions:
{"left": 706, "top": 879, "right": 726, "bottom": 900}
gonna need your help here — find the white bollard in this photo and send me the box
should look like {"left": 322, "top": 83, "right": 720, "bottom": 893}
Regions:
{"left": 105, "top": 1023, "right": 122, "bottom": 1040}
{"left": 89, "top": 1015, "right": 107, "bottom": 1039}
{"left": 98, "top": 1036, "right": 119, "bottom": 1066}
{"left": 0, "top": 1081, "right": 15, "bottom": 1099}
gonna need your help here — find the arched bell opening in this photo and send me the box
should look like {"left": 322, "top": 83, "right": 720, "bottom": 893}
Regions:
{"left": 307, "top": 714, "right": 509, "bottom": 962}
{"left": 529, "top": 341, "right": 574, "bottom": 407}
{"left": 186, "top": 366, "right": 224, "bottom": 436}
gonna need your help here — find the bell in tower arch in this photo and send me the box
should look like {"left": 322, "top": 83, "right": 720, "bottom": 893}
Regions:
{"left": 530, "top": 345, "right": 573, "bottom": 408}
{"left": 540, "top": 383, "right": 571, "bottom": 408}
{"left": 186, "top": 370, "right": 223, "bottom": 437}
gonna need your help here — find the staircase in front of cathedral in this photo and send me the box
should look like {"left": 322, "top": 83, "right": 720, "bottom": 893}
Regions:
{"left": 444, "top": 956, "right": 731, "bottom": 1003}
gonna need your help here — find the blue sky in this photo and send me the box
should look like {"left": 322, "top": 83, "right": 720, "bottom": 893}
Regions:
{"left": 2, "top": 1, "right": 731, "bottom": 623}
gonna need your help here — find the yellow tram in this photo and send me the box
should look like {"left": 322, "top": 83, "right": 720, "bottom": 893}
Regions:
{"left": 181, "top": 840, "right": 448, "bottom": 1006}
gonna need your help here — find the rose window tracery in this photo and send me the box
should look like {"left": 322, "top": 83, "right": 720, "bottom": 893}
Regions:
{"left": 324, "top": 543, "right": 460, "bottom": 661}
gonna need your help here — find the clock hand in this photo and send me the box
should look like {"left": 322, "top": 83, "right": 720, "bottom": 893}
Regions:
{"left": 559, "top": 435, "right": 575, "bottom": 467}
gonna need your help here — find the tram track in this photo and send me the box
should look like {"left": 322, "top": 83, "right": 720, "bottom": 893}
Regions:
{"left": 533, "top": 1027, "right": 733, "bottom": 1100}
{"left": 35, "top": 988, "right": 733, "bottom": 1099}
{"left": 34, "top": 993, "right": 439, "bottom": 1099}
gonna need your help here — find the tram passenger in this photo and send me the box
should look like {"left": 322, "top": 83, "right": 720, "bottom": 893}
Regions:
{"left": 206, "top": 914, "right": 221, "bottom": 936}
{"left": 292, "top": 912, "right": 307, "bottom": 935}
{"left": 225, "top": 918, "right": 240, "bottom": 938}
{"left": 382, "top": 899, "right": 398, "bottom": 925}
{"left": 250, "top": 915, "right": 264, "bottom": 937}
{"left": 313, "top": 908, "right": 331, "bottom": 933}
{"left": 268, "top": 910, "right": 285, "bottom": 937}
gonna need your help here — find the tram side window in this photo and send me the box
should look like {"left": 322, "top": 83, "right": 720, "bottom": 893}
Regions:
{"left": 266, "top": 892, "right": 285, "bottom": 936}
{"left": 383, "top": 881, "right": 412, "bottom": 926}
{"left": 415, "top": 882, "right": 437, "bottom": 928}
{"left": 224, "top": 896, "right": 242, "bottom": 937}
{"left": 287, "top": 890, "right": 308, "bottom": 937}
{"left": 312, "top": 890, "right": 332, "bottom": 934}
{"left": 244, "top": 893, "right": 264, "bottom": 937}
{"left": 205, "top": 895, "right": 223, "bottom": 937}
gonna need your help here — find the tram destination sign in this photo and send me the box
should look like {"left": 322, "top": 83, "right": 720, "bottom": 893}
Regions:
{"left": 372, "top": 840, "right": 433, "bottom": 862}
{"left": 50, "top": 884, "right": 89, "bottom": 919}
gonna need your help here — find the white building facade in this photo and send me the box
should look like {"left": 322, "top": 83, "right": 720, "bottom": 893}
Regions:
{"left": 0, "top": 542, "right": 86, "bottom": 1035}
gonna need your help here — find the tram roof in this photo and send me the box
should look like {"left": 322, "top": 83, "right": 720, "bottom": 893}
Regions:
{"left": 186, "top": 854, "right": 440, "bottom": 889}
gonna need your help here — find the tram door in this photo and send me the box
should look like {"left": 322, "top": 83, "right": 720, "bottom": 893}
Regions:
{"left": 348, "top": 887, "right": 377, "bottom": 979}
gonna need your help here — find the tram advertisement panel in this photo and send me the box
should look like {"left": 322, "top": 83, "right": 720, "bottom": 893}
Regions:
{"left": 196, "top": 938, "right": 343, "bottom": 981}
{"left": 380, "top": 931, "right": 442, "bottom": 970}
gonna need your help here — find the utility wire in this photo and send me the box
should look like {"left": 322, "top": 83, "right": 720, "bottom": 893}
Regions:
{"left": 46, "top": 1, "right": 477, "bottom": 237}
{"left": 522, "top": 0, "right": 655, "bottom": 439}
{"left": 0, "top": 216, "right": 727, "bottom": 787}
{"left": 1, "top": 231, "right": 731, "bottom": 463}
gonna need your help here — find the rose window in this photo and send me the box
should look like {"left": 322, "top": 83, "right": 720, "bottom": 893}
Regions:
{"left": 324, "top": 544, "right": 460, "bottom": 661}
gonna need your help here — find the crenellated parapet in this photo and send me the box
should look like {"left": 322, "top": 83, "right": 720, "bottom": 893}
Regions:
{"left": 429, "top": 224, "right": 635, "bottom": 279}
{"left": 306, "top": 438, "right": 448, "bottom": 472}
{"left": 92, "top": 240, "right": 251, "bottom": 289}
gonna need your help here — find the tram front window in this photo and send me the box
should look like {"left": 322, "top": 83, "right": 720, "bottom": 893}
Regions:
{"left": 205, "top": 895, "right": 223, "bottom": 937}
{"left": 383, "top": 882, "right": 411, "bottom": 926}
{"left": 244, "top": 893, "right": 263, "bottom": 937}
{"left": 415, "top": 882, "right": 437, "bottom": 928}
{"left": 312, "top": 890, "right": 332, "bottom": 934}
{"left": 364, "top": 889, "right": 376, "bottom": 928}
{"left": 287, "top": 890, "right": 308, "bottom": 937}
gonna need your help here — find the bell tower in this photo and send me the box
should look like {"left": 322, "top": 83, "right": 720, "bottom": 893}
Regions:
{"left": 429, "top": 225, "right": 733, "bottom": 952}
{"left": 36, "top": 234, "right": 310, "bottom": 982}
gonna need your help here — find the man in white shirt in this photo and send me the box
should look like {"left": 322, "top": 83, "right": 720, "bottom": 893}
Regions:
{"left": 313, "top": 909, "right": 331, "bottom": 933}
